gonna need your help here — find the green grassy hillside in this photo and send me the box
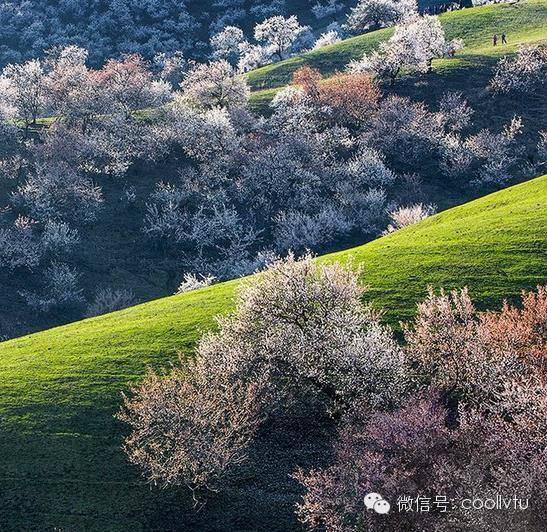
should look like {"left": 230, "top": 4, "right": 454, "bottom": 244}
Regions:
{"left": 248, "top": 0, "right": 547, "bottom": 110}
{"left": 0, "top": 175, "right": 545, "bottom": 530}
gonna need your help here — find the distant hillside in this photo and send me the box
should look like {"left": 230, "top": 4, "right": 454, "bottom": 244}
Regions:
{"left": 247, "top": 0, "right": 547, "bottom": 110}
{"left": 0, "top": 0, "right": 327, "bottom": 68}
{"left": 0, "top": 0, "right": 457, "bottom": 69}
{"left": 0, "top": 174, "right": 545, "bottom": 530}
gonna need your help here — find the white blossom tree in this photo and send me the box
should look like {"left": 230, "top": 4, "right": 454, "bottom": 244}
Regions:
{"left": 361, "top": 95, "right": 445, "bottom": 167}
{"left": 313, "top": 30, "right": 342, "bottom": 49}
{"left": 44, "top": 46, "right": 106, "bottom": 131}
{"left": 254, "top": 15, "right": 307, "bottom": 61}
{"left": 1, "top": 59, "right": 47, "bottom": 134}
{"left": 153, "top": 51, "right": 187, "bottom": 89}
{"left": 490, "top": 44, "right": 547, "bottom": 94}
{"left": 346, "top": 146, "right": 396, "bottom": 186}
{"left": 20, "top": 262, "right": 84, "bottom": 312}
{"left": 0, "top": 216, "right": 41, "bottom": 270}
{"left": 119, "top": 254, "right": 406, "bottom": 492}
{"left": 438, "top": 91, "right": 474, "bottom": 132}
{"left": 0, "top": 76, "right": 20, "bottom": 159}
{"left": 210, "top": 26, "right": 247, "bottom": 65}
{"left": 466, "top": 116, "right": 524, "bottom": 187}
{"left": 166, "top": 103, "right": 241, "bottom": 162}
{"left": 100, "top": 54, "right": 172, "bottom": 118}
{"left": 439, "top": 116, "right": 525, "bottom": 186}
{"left": 237, "top": 42, "right": 275, "bottom": 73}
{"left": 41, "top": 220, "right": 80, "bottom": 256}
{"left": 181, "top": 60, "right": 250, "bottom": 110}
{"left": 0, "top": 75, "right": 17, "bottom": 122}
{"left": 349, "top": 15, "right": 463, "bottom": 84}
{"left": 12, "top": 162, "right": 104, "bottom": 224}
{"left": 346, "top": 0, "right": 417, "bottom": 33}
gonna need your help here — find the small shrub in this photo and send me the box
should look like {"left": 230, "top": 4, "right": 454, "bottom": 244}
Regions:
{"left": 383, "top": 203, "right": 436, "bottom": 234}
{"left": 313, "top": 30, "right": 342, "bottom": 49}
{"left": 85, "top": 288, "right": 137, "bottom": 318}
{"left": 537, "top": 131, "right": 547, "bottom": 170}
{"left": 41, "top": 220, "right": 79, "bottom": 255}
{"left": 20, "top": 262, "right": 84, "bottom": 312}
{"left": 0, "top": 215, "right": 41, "bottom": 269}
{"left": 175, "top": 273, "right": 216, "bottom": 294}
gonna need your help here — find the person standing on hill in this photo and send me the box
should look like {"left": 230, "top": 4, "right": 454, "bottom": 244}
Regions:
{"left": 502, "top": 33, "right": 507, "bottom": 44}
{"left": 493, "top": 34, "right": 498, "bottom": 46}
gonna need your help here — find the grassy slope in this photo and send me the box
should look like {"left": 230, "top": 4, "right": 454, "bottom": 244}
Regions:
{"left": 0, "top": 175, "right": 545, "bottom": 530}
{"left": 247, "top": 0, "right": 547, "bottom": 110}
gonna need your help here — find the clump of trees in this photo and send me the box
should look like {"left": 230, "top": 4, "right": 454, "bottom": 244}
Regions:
{"left": 0, "top": 45, "right": 172, "bottom": 331}
{"left": 0, "top": 0, "right": 466, "bottom": 75}
{"left": 296, "top": 394, "right": 546, "bottom": 531}
{"left": 296, "top": 285, "right": 547, "bottom": 530}
{"left": 119, "top": 255, "right": 547, "bottom": 530}
{"left": 210, "top": 0, "right": 461, "bottom": 75}
{"left": 210, "top": 14, "right": 314, "bottom": 72}
{"left": 349, "top": 14, "right": 463, "bottom": 84}
{"left": 0, "top": 0, "right": 201, "bottom": 68}
{"left": 119, "top": 254, "right": 406, "bottom": 492}
{"left": 141, "top": 67, "right": 403, "bottom": 277}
